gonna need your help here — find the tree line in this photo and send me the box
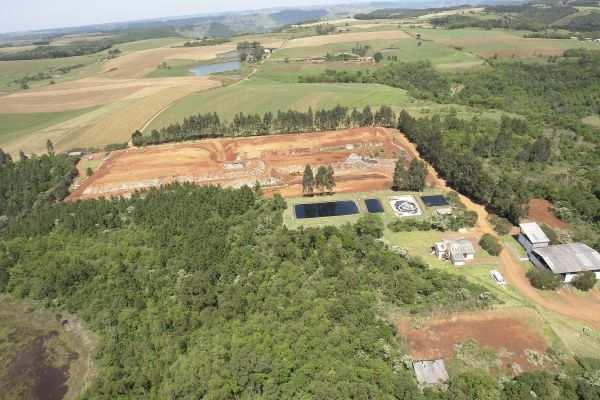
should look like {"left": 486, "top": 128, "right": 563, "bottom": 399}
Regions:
{"left": 0, "top": 152, "right": 78, "bottom": 227}
{"left": 131, "top": 105, "right": 397, "bottom": 146}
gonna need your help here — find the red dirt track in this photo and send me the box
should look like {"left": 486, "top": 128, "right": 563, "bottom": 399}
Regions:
{"left": 67, "top": 128, "right": 408, "bottom": 201}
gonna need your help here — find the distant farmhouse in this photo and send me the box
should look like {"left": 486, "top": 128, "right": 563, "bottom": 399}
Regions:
{"left": 434, "top": 238, "right": 476, "bottom": 266}
{"left": 519, "top": 222, "right": 600, "bottom": 283}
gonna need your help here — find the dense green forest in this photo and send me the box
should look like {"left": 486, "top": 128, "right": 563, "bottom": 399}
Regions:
{"left": 1, "top": 159, "right": 600, "bottom": 398}
{"left": 1, "top": 180, "right": 494, "bottom": 399}
{"left": 0, "top": 152, "right": 77, "bottom": 221}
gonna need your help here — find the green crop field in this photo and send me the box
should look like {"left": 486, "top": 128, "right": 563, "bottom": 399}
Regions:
{"left": 145, "top": 59, "right": 196, "bottom": 78}
{"left": 146, "top": 78, "right": 414, "bottom": 131}
{"left": 0, "top": 107, "right": 97, "bottom": 146}
{"left": 408, "top": 27, "right": 599, "bottom": 59}
{"left": 0, "top": 54, "right": 102, "bottom": 91}
{"left": 146, "top": 74, "right": 513, "bottom": 132}
{"left": 254, "top": 60, "right": 377, "bottom": 83}
{"left": 271, "top": 37, "right": 480, "bottom": 68}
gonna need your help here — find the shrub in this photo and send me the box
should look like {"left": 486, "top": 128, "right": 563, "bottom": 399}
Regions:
{"left": 355, "top": 214, "right": 384, "bottom": 238}
{"left": 527, "top": 268, "right": 562, "bottom": 290}
{"left": 489, "top": 214, "right": 511, "bottom": 235}
{"left": 463, "top": 210, "right": 478, "bottom": 227}
{"left": 540, "top": 223, "right": 559, "bottom": 245}
{"left": 479, "top": 234, "right": 502, "bottom": 256}
{"left": 572, "top": 271, "right": 597, "bottom": 291}
{"left": 388, "top": 218, "right": 432, "bottom": 232}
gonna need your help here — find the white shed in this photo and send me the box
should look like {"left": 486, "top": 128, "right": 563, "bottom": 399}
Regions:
{"left": 518, "top": 222, "right": 550, "bottom": 254}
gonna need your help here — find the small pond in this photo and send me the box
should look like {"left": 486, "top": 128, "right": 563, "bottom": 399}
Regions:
{"left": 295, "top": 201, "right": 359, "bottom": 219}
{"left": 365, "top": 199, "right": 384, "bottom": 213}
{"left": 190, "top": 61, "right": 241, "bottom": 77}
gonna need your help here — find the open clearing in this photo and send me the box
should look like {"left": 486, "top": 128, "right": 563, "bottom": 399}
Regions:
{"left": 527, "top": 198, "right": 570, "bottom": 230}
{"left": 68, "top": 127, "right": 404, "bottom": 201}
{"left": 397, "top": 309, "right": 549, "bottom": 372}
{"left": 582, "top": 115, "right": 600, "bottom": 128}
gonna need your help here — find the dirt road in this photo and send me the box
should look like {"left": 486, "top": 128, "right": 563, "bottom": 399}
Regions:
{"left": 392, "top": 129, "right": 600, "bottom": 330}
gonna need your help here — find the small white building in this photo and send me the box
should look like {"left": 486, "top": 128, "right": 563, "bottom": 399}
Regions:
{"left": 435, "top": 207, "right": 453, "bottom": 216}
{"left": 434, "top": 239, "right": 475, "bottom": 266}
{"left": 518, "top": 222, "right": 550, "bottom": 255}
{"left": 413, "top": 360, "right": 449, "bottom": 386}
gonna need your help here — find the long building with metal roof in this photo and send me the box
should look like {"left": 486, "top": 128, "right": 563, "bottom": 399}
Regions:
{"left": 531, "top": 243, "right": 600, "bottom": 282}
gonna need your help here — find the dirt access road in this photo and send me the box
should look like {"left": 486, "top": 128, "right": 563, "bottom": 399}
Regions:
{"left": 393, "top": 130, "right": 600, "bottom": 330}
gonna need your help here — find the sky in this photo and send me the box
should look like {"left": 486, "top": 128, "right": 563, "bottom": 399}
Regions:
{"left": 1, "top": 0, "right": 371, "bottom": 34}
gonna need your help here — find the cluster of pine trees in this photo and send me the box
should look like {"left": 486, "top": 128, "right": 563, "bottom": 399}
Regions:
{"left": 392, "top": 154, "right": 428, "bottom": 192}
{"left": 132, "top": 105, "right": 397, "bottom": 146}
{"left": 302, "top": 164, "right": 335, "bottom": 195}
{"left": 0, "top": 152, "right": 78, "bottom": 224}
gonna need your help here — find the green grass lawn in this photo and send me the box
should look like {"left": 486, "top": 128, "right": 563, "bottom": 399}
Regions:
{"left": 0, "top": 107, "right": 98, "bottom": 147}
{"left": 283, "top": 189, "right": 440, "bottom": 229}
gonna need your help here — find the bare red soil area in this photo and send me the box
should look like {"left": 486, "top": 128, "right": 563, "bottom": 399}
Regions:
{"left": 397, "top": 310, "right": 548, "bottom": 371}
{"left": 67, "top": 128, "right": 410, "bottom": 201}
{"left": 527, "top": 198, "right": 569, "bottom": 230}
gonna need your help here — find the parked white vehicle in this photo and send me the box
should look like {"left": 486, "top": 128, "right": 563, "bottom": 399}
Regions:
{"left": 490, "top": 270, "right": 506, "bottom": 286}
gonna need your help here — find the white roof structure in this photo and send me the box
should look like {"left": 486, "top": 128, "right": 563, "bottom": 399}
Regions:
{"left": 519, "top": 222, "right": 550, "bottom": 245}
{"left": 413, "top": 360, "right": 449, "bottom": 385}
{"left": 450, "top": 239, "right": 475, "bottom": 256}
{"left": 533, "top": 243, "right": 600, "bottom": 274}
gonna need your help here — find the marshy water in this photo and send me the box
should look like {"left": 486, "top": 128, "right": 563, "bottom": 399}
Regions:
{"left": 190, "top": 60, "right": 241, "bottom": 77}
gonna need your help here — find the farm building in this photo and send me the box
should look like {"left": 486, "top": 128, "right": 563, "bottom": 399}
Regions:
{"left": 413, "top": 360, "right": 449, "bottom": 386}
{"left": 518, "top": 222, "right": 600, "bottom": 282}
{"left": 518, "top": 222, "right": 550, "bottom": 254}
{"left": 434, "top": 239, "right": 475, "bottom": 266}
{"left": 530, "top": 243, "right": 600, "bottom": 283}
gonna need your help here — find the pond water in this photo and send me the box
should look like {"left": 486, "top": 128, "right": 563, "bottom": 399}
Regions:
{"left": 365, "top": 199, "right": 384, "bottom": 213}
{"left": 295, "top": 201, "right": 359, "bottom": 219}
{"left": 190, "top": 61, "right": 241, "bottom": 77}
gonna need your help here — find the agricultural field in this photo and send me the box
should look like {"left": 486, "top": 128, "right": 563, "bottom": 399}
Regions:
{"left": 68, "top": 127, "right": 402, "bottom": 201}
{"left": 0, "top": 76, "right": 220, "bottom": 154}
{"left": 408, "top": 27, "right": 599, "bottom": 59}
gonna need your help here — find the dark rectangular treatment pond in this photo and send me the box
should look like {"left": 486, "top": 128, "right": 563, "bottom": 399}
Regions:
{"left": 364, "top": 198, "right": 384, "bottom": 213}
{"left": 295, "top": 200, "right": 359, "bottom": 219}
{"left": 421, "top": 195, "right": 449, "bottom": 207}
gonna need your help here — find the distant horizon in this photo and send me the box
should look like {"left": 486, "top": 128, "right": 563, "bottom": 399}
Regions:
{"left": 1, "top": 0, "right": 393, "bottom": 35}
